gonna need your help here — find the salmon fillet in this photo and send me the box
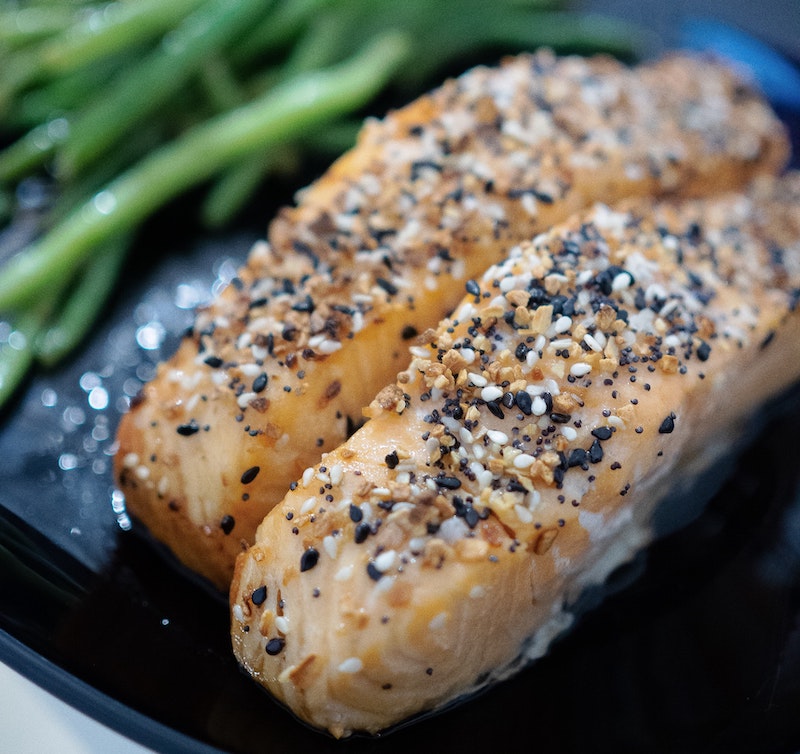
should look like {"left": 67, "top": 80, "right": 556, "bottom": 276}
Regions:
{"left": 230, "top": 172, "right": 800, "bottom": 737}
{"left": 115, "top": 50, "right": 788, "bottom": 590}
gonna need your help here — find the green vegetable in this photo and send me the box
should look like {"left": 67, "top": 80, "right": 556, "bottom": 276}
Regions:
{"left": 0, "top": 0, "right": 645, "bottom": 411}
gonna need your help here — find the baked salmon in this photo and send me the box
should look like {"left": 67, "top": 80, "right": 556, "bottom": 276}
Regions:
{"left": 230, "top": 172, "right": 800, "bottom": 737}
{"left": 115, "top": 50, "right": 788, "bottom": 589}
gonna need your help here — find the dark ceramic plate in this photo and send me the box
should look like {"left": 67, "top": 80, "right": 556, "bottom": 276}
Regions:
{"left": 2, "top": 8, "right": 800, "bottom": 754}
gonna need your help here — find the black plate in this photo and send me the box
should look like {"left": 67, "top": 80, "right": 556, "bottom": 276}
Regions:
{"left": 2, "top": 7, "right": 800, "bottom": 754}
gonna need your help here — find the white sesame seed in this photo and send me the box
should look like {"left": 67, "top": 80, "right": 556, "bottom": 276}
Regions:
{"left": 554, "top": 315, "right": 572, "bottom": 333}
{"left": 469, "top": 585, "right": 486, "bottom": 599}
{"left": 468, "top": 372, "right": 487, "bottom": 387}
{"left": 323, "top": 535, "right": 338, "bottom": 560}
{"left": 459, "top": 427, "right": 474, "bottom": 445}
{"left": 550, "top": 338, "right": 573, "bottom": 350}
{"left": 515, "top": 504, "right": 534, "bottom": 523}
{"left": 612, "top": 272, "right": 633, "bottom": 291}
{"left": 531, "top": 396, "right": 547, "bottom": 416}
{"left": 428, "top": 612, "right": 447, "bottom": 631}
{"left": 583, "top": 333, "right": 603, "bottom": 352}
{"left": 329, "top": 464, "right": 343, "bottom": 486}
{"left": 461, "top": 348, "right": 476, "bottom": 364}
{"left": 135, "top": 465, "right": 150, "bottom": 481}
{"left": 123, "top": 453, "right": 139, "bottom": 469}
{"left": 300, "top": 497, "right": 316, "bottom": 514}
{"left": 232, "top": 604, "right": 244, "bottom": 623}
{"left": 275, "top": 616, "right": 289, "bottom": 634}
{"left": 373, "top": 550, "right": 397, "bottom": 572}
{"left": 302, "top": 467, "right": 315, "bottom": 487}
{"left": 317, "top": 339, "right": 342, "bottom": 355}
{"left": 487, "top": 429, "right": 509, "bottom": 445}
{"left": 425, "top": 437, "right": 440, "bottom": 458}
{"left": 338, "top": 657, "right": 363, "bottom": 674}
{"left": 334, "top": 564, "right": 353, "bottom": 581}
{"left": 562, "top": 426, "right": 578, "bottom": 441}
{"left": 237, "top": 391, "right": 256, "bottom": 409}
{"left": 481, "top": 385, "right": 503, "bottom": 402}
{"left": 513, "top": 453, "right": 536, "bottom": 469}
{"left": 409, "top": 537, "right": 426, "bottom": 553}
{"left": 570, "top": 362, "right": 592, "bottom": 377}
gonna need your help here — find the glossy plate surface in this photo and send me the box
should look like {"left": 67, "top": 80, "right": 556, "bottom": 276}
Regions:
{"left": 2, "top": 9, "right": 800, "bottom": 753}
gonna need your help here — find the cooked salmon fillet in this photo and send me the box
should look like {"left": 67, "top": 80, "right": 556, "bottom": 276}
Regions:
{"left": 115, "top": 50, "right": 788, "bottom": 590}
{"left": 230, "top": 172, "right": 800, "bottom": 737}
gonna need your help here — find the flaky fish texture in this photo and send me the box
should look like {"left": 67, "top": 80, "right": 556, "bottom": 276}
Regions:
{"left": 230, "top": 173, "right": 800, "bottom": 738}
{"left": 115, "top": 50, "right": 788, "bottom": 589}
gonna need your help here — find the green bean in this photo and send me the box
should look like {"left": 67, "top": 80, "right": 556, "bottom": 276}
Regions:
{"left": 198, "top": 55, "right": 245, "bottom": 113}
{"left": 232, "top": 0, "right": 335, "bottom": 68}
{"left": 38, "top": 0, "right": 206, "bottom": 75}
{"left": 0, "top": 308, "right": 46, "bottom": 408}
{"left": 0, "top": 188, "right": 11, "bottom": 225}
{"left": 201, "top": 155, "right": 274, "bottom": 229}
{"left": 35, "top": 236, "right": 130, "bottom": 366}
{"left": 0, "top": 31, "right": 412, "bottom": 313}
{"left": 0, "top": 6, "right": 78, "bottom": 49}
{"left": 57, "top": 0, "right": 270, "bottom": 178}
{"left": 4, "top": 61, "right": 122, "bottom": 129}
{"left": 0, "top": 118, "right": 67, "bottom": 183}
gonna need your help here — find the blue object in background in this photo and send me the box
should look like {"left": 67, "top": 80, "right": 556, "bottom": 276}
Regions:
{"left": 680, "top": 16, "right": 800, "bottom": 110}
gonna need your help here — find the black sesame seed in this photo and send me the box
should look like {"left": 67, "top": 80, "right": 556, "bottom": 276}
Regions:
{"left": 376, "top": 278, "right": 399, "bottom": 296}
{"left": 550, "top": 412, "right": 571, "bottom": 424}
{"left": 486, "top": 400, "right": 505, "bottom": 419}
{"left": 220, "top": 515, "right": 235, "bottom": 535}
{"left": 589, "top": 439, "right": 604, "bottom": 464}
{"left": 464, "top": 507, "right": 480, "bottom": 528}
{"left": 658, "top": 414, "right": 676, "bottom": 434}
{"left": 366, "top": 562, "right": 383, "bottom": 581}
{"left": 240, "top": 466, "right": 260, "bottom": 484}
{"left": 252, "top": 372, "right": 268, "bottom": 393}
{"left": 515, "top": 390, "right": 532, "bottom": 415}
{"left": 591, "top": 426, "right": 613, "bottom": 441}
{"left": 465, "top": 279, "right": 481, "bottom": 297}
{"left": 251, "top": 586, "right": 267, "bottom": 606}
{"left": 385, "top": 451, "right": 399, "bottom": 469}
{"left": 567, "top": 448, "right": 588, "bottom": 468}
{"left": 435, "top": 475, "right": 462, "bottom": 489}
{"left": 176, "top": 420, "right": 199, "bottom": 436}
{"left": 354, "top": 522, "right": 371, "bottom": 544}
{"left": 401, "top": 325, "right": 418, "bottom": 340}
{"left": 291, "top": 295, "right": 315, "bottom": 313}
{"left": 265, "top": 638, "right": 285, "bottom": 655}
{"left": 300, "top": 548, "right": 319, "bottom": 572}
{"left": 696, "top": 341, "right": 711, "bottom": 361}
{"left": 349, "top": 504, "right": 363, "bottom": 523}
{"left": 203, "top": 355, "right": 223, "bottom": 368}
